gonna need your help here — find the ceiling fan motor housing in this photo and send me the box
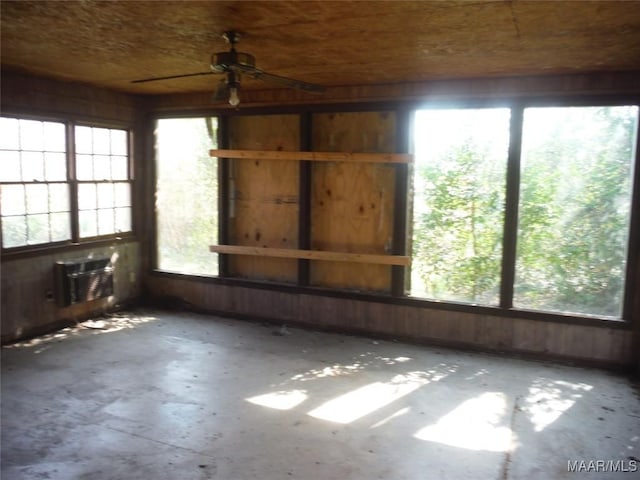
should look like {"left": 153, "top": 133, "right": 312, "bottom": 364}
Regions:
{"left": 211, "top": 51, "right": 256, "bottom": 73}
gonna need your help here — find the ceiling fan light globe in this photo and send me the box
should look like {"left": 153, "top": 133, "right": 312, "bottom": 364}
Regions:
{"left": 228, "top": 87, "right": 240, "bottom": 106}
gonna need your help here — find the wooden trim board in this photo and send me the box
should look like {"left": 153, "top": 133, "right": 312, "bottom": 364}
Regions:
{"left": 209, "top": 245, "right": 410, "bottom": 266}
{"left": 210, "top": 149, "right": 413, "bottom": 164}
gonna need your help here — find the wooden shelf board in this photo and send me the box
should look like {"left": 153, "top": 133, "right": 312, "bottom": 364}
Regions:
{"left": 210, "top": 245, "right": 410, "bottom": 266}
{"left": 210, "top": 149, "right": 413, "bottom": 164}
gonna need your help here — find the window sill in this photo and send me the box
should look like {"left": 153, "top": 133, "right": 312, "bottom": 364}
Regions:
{"left": 1, "top": 234, "right": 138, "bottom": 261}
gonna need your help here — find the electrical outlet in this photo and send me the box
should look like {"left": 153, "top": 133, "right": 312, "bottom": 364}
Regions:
{"left": 129, "top": 271, "right": 136, "bottom": 283}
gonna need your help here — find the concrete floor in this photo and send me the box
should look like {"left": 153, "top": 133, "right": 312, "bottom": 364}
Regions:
{"left": 2, "top": 310, "right": 639, "bottom": 480}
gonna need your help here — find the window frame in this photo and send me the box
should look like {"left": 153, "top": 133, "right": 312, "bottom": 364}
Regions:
{"left": 149, "top": 96, "right": 638, "bottom": 327}
{"left": 152, "top": 115, "right": 221, "bottom": 277}
{"left": 0, "top": 113, "right": 136, "bottom": 255}
{"left": 73, "top": 122, "right": 135, "bottom": 241}
{"left": 410, "top": 97, "right": 640, "bottom": 323}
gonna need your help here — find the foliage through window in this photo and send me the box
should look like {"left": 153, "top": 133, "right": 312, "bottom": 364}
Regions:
{"left": 411, "top": 109, "right": 510, "bottom": 304}
{"left": 155, "top": 117, "right": 219, "bottom": 276}
{"left": 411, "top": 105, "right": 638, "bottom": 319}
{"left": 514, "top": 106, "right": 638, "bottom": 317}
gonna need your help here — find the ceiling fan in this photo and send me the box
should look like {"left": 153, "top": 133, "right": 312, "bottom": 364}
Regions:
{"left": 132, "top": 31, "right": 325, "bottom": 106}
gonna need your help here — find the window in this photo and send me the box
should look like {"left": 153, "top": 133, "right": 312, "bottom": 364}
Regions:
{"left": 0, "top": 116, "right": 133, "bottom": 250}
{"left": 411, "top": 109, "right": 511, "bottom": 304}
{"left": 1, "top": 117, "right": 70, "bottom": 247}
{"left": 515, "top": 106, "right": 638, "bottom": 317}
{"left": 75, "top": 125, "right": 132, "bottom": 238}
{"left": 411, "top": 104, "right": 638, "bottom": 320}
{"left": 155, "top": 117, "right": 218, "bottom": 276}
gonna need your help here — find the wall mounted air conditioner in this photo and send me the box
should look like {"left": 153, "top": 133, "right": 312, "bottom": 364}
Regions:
{"left": 54, "top": 258, "right": 114, "bottom": 307}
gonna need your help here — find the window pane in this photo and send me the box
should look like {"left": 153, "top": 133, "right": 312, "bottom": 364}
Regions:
{"left": 2, "top": 215, "right": 27, "bottom": 247}
{"left": 1, "top": 117, "right": 67, "bottom": 249}
{"left": 49, "top": 183, "right": 70, "bottom": 212}
{"left": 1, "top": 184, "right": 26, "bottom": 215}
{"left": 78, "top": 183, "right": 97, "bottom": 210}
{"left": 25, "top": 184, "right": 48, "bottom": 214}
{"left": 411, "top": 109, "right": 510, "bottom": 304}
{"left": 19, "top": 120, "right": 43, "bottom": 151}
{"left": 97, "top": 208, "right": 115, "bottom": 235}
{"left": 79, "top": 209, "right": 98, "bottom": 237}
{"left": 114, "top": 182, "right": 131, "bottom": 207}
{"left": 43, "top": 122, "right": 65, "bottom": 152}
{"left": 155, "top": 117, "right": 219, "bottom": 276}
{"left": 111, "top": 156, "right": 128, "bottom": 180}
{"left": 94, "top": 155, "right": 111, "bottom": 180}
{"left": 27, "top": 213, "right": 49, "bottom": 244}
{"left": 73, "top": 126, "right": 130, "bottom": 240}
{"left": 92, "top": 128, "right": 111, "bottom": 154}
{"left": 115, "top": 207, "right": 131, "bottom": 233}
{"left": 50, "top": 212, "right": 71, "bottom": 242}
{"left": 44, "top": 152, "right": 66, "bottom": 181}
{"left": 76, "top": 154, "right": 93, "bottom": 180}
{"left": 0, "top": 117, "right": 20, "bottom": 149}
{"left": 75, "top": 126, "right": 93, "bottom": 154}
{"left": 110, "top": 130, "right": 127, "bottom": 155}
{"left": 97, "top": 183, "right": 114, "bottom": 209}
{"left": 0, "top": 150, "right": 21, "bottom": 182}
{"left": 21, "top": 151, "right": 45, "bottom": 181}
{"left": 515, "top": 106, "right": 638, "bottom": 317}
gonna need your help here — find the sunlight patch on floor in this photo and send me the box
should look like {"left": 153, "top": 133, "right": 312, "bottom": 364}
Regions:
{"left": 3, "top": 313, "right": 158, "bottom": 352}
{"left": 414, "top": 392, "right": 514, "bottom": 452}
{"left": 246, "top": 389, "right": 308, "bottom": 410}
{"left": 523, "top": 379, "right": 593, "bottom": 432}
{"left": 308, "top": 371, "right": 445, "bottom": 424}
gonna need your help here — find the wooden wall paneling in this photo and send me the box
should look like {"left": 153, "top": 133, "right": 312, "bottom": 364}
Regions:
{"left": 343, "top": 298, "right": 367, "bottom": 331}
{"left": 475, "top": 314, "right": 514, "bottom": 350}
{"left": 545, "top": 322, "right": 571, "bottom": 359}
{"left": 511, "top": 319, "right": 548, "bottom": 354}
{"left": 151, "top": 72, "right": 640, "bottom": 112}
{"left": 144, "top": 274, "right": 635, "bottom": 367}
{"left": 310, "top": 111, "right": 397, "bottom": 292}
{"left": 1, "top": 242, "right": 141, "bottom": 343}
{"left": 227, "top": 114, "right": 300, "bottom": 282}
{"left": 1, "top": 70, "right": 138, "bottom": 122}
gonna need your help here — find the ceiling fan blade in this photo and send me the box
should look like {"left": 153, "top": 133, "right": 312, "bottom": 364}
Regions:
{"left": 131, "top": 71, "right": 216, "bottom": 84}
{"left": 231, "top": 64, "right": 325, "bottom": 94}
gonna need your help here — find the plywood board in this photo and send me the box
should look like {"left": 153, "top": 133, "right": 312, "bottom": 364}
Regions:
{"left": 227, "top": 114, "right": 299, "bottom": 282}
{"left": 311, "top": 111, "right": 396, "bottom": 292}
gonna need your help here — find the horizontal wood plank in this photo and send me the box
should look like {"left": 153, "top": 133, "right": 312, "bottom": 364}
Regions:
{"left": 210, "top": 245, "right": 410, "bottom": 266}
{"left": 210, "top": 149, "right": 413, "bottom": 164}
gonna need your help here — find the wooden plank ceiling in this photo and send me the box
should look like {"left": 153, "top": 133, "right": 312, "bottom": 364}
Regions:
{"left": 2, "top": 0, "right": 640, "bottom": 95}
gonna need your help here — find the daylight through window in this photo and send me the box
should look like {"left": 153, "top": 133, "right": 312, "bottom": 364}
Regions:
{"left": 411, "top": 108, "right": 510, "bottom": 305}
{"left": 75, "top": 125, "right": 132, "bottom": 238}
{"left": 1, "top": 117, "right": 133, "bottom": 250}
{"left": 0, "top": 117, "right": 70, "bottom": 247}
{"left": 514, "top": 106, "right": 638, "bottom": 317}
{"left": 411, "top": 104, "right": 638, "bottom": 319}
{"left": 155, "top": 117, "right": 219, "bottom": 276}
